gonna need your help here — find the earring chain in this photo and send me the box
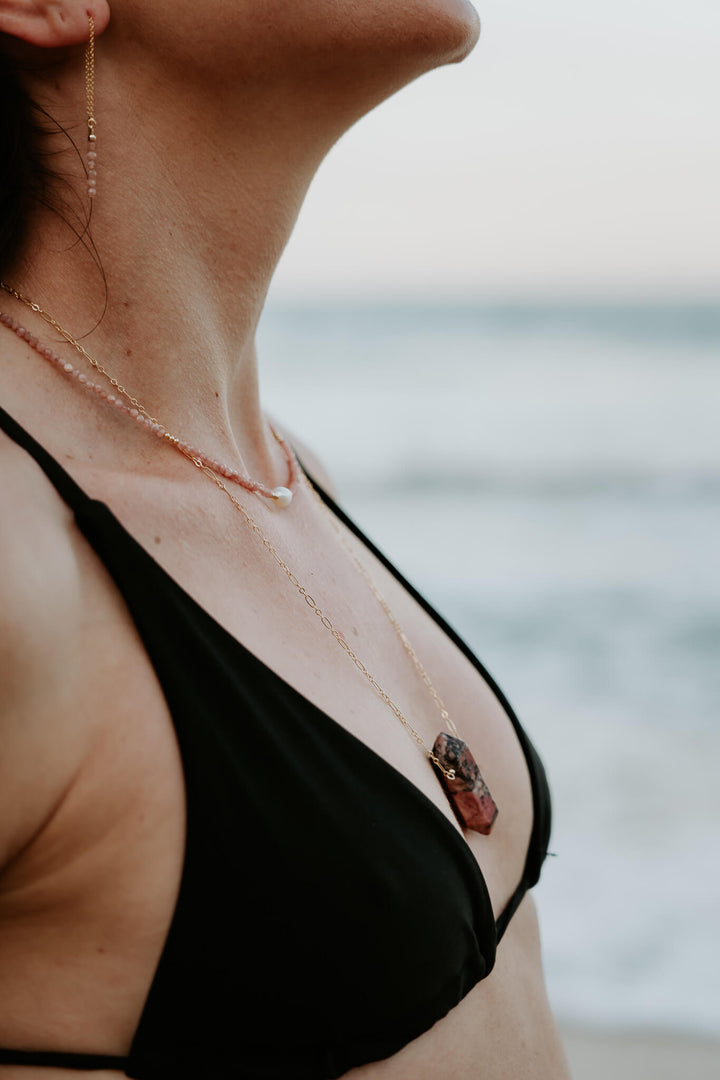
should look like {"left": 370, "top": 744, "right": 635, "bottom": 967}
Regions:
{"left": 85, "top": 16, "right": 96, "bottom": 137}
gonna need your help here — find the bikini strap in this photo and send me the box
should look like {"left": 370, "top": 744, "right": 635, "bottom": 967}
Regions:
{"left": 0, "top": 407, "right": 128, "bottom": 1074}
{"left": 0, "top": 1048, "right": 129, "bottom": 1070}
{"left": 0, "top": 404, "right": 93, "bottom": 514}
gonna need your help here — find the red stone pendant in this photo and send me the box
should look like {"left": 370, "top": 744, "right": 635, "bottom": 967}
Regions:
{"left": 432, "top": 732, "right": 498, "bottom": 835}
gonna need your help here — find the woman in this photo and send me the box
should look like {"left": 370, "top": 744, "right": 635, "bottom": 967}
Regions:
{"left": 0, "top": 2, "right": 570, "bottom": 1078}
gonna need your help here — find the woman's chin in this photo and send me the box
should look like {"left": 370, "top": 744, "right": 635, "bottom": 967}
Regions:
{"left": 427, "top": 0, "right": 482, "bottom": 63}
{"left": 354, "top": 0, "right": 481, "bottom": 70}
{"left": 296, "top": 0, "right": 481, "bottom": 106}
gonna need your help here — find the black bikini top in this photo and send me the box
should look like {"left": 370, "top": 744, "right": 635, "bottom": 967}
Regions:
{"left": 0, "top": 405, "right": 552, "bottom": 1079}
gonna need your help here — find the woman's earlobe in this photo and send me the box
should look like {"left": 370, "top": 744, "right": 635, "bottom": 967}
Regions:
{"left": 0, "top": 1, "right": 110, "bottom": 49}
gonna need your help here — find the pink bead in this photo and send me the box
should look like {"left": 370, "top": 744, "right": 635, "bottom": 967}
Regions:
{"left": 88, "top": 188, "right": 97, "bottom": 197}
{"left": 88, "top": 151, "right": 97, "bottom": 160}
{"left": 0, "top": 309, "right": 301, "bottom": 510}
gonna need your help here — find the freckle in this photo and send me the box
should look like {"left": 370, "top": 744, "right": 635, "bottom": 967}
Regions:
{"left": 97, "top": 947, "right": 106, "bottom": 954}
{"left": 154, "top": 535, "right": 162, "bottom": 545}
{"left": 125, "top": 348, "right": 132, "bottom": 357}
{"left": 215, "top": 391, "right": 219, "bottom": 399}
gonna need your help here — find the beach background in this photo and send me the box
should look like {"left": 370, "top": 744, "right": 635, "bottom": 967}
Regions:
{"left": 257, "top": 305, "right": 720, "bottom": 1077}
{"left": 259, "top": 1, "right": 719, "bottom": 1075}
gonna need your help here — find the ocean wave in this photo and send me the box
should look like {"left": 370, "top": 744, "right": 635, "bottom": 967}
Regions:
{"left": 340, "top": 467, "right": 720, "bottom": 501}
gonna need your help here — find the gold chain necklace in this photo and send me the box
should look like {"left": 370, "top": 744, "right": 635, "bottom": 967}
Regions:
{"left": 0, "top": 286, "right": 498, "bottom": 834}
{"left": 0, "top": 284, "right": 298, "bottom": 507}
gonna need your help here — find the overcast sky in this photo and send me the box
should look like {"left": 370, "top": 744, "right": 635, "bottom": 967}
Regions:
{"left": 270, "top": 0, "right": 720, "bottom": 302}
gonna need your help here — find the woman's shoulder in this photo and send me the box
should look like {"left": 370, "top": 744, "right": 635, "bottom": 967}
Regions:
{"left": 0, "top": 429, "right": 98, "bottom": 872}
{"left": 0, "top": 424, "right": 81, "bottom": 657}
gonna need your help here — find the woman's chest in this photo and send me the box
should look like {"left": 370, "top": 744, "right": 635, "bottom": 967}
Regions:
{"left": 2, "top": 464, "right": 546, "bottom": 1076}
{"left": 79, "top": 473, "right": 537, "bottom": 915}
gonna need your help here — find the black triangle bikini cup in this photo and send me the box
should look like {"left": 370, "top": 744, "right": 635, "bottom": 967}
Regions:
{"left": 0, "top": 403, "right": 552, "bottom": 1078}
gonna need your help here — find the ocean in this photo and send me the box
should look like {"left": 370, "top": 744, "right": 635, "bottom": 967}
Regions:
{"left": 257, "top": 302, "right": 720, "bottom": 1038}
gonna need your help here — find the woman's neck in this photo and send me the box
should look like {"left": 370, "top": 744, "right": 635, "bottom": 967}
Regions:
{"left": 2, "top": 0, "right": 479, "bottom": 476}
{"left": 7, "top": 86, "right": 325, "bottom": 477}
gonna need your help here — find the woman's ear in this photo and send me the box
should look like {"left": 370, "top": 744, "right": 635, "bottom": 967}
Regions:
{"left": 0, "top": 2, "right": 111, "bottom": 49}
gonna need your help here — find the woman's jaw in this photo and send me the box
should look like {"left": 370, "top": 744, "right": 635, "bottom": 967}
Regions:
{"left": 1, "top": 0, "right": 481, "bottom": 460}
{"left": 102, "top": 0, "right": 481, "bottom": 139}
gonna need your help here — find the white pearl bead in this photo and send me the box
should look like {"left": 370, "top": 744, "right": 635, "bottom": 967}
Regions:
{"left": 271, "top": 486, "right": 293, "bottom": 508}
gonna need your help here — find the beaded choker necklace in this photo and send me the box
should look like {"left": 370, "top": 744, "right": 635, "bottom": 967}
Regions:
{"left": 0, "top": 284, "right": 498, "bottom": 835}
{"left": 0, "top": 286, "right": 297, "bottom": 508}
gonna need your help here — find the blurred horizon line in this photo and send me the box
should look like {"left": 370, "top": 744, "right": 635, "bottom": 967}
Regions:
{"left": 261, "top": 298, "right": 720, "bottom": 343}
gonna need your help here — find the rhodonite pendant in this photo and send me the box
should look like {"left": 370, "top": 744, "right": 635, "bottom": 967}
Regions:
{"left": 432, "top": 732, "right": 498, "bottom": 835}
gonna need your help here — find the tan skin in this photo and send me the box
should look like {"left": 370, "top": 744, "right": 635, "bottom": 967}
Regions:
{"left": 0, "top": 2, "right": 570, "bottom": 1077}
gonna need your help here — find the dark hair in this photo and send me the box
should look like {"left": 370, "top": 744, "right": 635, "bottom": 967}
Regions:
{"left": 0, "top": 53, "right": 99, "bottom": 284}
{"left": 0, "top": 58, "right": 39, "bottom": 276}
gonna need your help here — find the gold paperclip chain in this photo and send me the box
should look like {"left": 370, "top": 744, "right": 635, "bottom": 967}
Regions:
{"left": 0, "top": 283, "right": 456, "bottom": 779}
{"left": 302, "top": 474, "right": 461, "bottom": 741}
{"left": 190, "top": 460, "right": 456, "bottom": 779}
{"left": 0, "top": 284, "right": 160, "bottom": 423}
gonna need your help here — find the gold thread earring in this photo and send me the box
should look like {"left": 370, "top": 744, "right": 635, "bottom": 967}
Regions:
{"left": 85, "top": 15, "right": 98, "bottom": 199}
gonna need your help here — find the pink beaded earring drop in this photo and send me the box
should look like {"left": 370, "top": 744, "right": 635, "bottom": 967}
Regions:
{"left": 85, "top": 15, "right": 98, "bottom": 199}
